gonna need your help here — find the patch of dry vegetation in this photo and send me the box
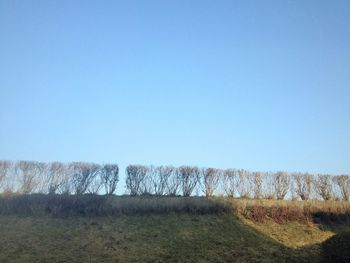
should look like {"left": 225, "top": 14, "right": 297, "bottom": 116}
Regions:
{"left": 0, "top": 194, "right": 231, "bottom": 217}
{"left": 226, "top": 198, "right": 350, "bottom": 224}
{"left": 225, "top": 198, "right": 350, "bottom": 254}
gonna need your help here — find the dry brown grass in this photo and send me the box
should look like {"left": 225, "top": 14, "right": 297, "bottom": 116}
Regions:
{"left": 220, "top": 198, "right": 350, "bottom": 251}
{"left": 221, "top": 198, "right": 350, "bottom": 224}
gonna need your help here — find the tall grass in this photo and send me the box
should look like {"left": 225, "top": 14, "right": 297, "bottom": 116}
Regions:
{"left": 0, "top": 194, "right": 231, "bottom": 216}
{"left": 224, "top": 198, "right": 350, "bottom": 223}
{"left": 1, "top": 194, "right": 350, "bottom": 224}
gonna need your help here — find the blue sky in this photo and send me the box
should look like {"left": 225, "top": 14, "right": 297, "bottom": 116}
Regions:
{"left": 1, "top": 0, "right": 350, "bottom": 178}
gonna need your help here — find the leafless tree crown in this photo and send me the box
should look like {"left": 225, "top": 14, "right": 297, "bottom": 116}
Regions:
{"left": 101, "top": 164, "right": 119, "bottom": 195}
{"left": 314, "top": 174, "right": 334, "bottom": 201}
{"left": 177, "top": 166, "right": 200, "bottom": 197}
{"left": 201, "top": 168, "right": 221, "bottom": 197}
{"left": 273, "top": 171, "right": 290, "bottom": 200}
{"left": 0, "top": 160, "right": 348, "bottom": 201}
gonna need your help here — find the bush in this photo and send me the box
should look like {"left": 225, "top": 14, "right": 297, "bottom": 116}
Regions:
{"left": 0, "top": 194, "right": 232, "bottom": 217}
{"left": 243, "top": 205, "right": 308, "bottom": 223}
{"left": 322, "top": 231, "right": 350, "bottom": 263}
{"left": 230, "top": 199, "right": 350, "bottom": 224}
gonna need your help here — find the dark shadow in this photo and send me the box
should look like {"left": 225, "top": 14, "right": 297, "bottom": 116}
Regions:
{"left": 312, "top": 212, "right": 350, "bottom": 234}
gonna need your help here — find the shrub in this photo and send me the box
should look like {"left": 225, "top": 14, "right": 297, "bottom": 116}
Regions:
{"left": 242, "top": 205, "right": 308, "bottom": 223}
{"left": 0, "top": 194, "right": 232, "bottom": 217}
{"left": 231, "top": 199, "right": 350, "bottom": 224}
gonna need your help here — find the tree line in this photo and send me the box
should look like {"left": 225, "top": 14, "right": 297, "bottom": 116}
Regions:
{"left": 0, "top": 160, "right": 349, "bottom": 201}
{"left": 0, "top": 160, "right": 119, "bottom": 195}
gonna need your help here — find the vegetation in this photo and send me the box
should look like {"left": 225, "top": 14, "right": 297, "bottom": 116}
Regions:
{"left": 0, "top": 195, "right": 229, "bottom": 216}
{"left": 322, "top": 231, "right": 350, "bottom": 263}
{"left": 1, "top": 160, "right": 350, "bottom": 202}
{"left": 0, "top": 197, "right": 349, "bottom": 262}
{"left": 0, "top": 213, "right": 326, "bottom": 263}
{"left": 0, "top": 195, "right": 348, "bottom": 261}
{"left": 1, "top": 160, "right": 350, "bottom": 262}
{"left": 228, "top": 198, "right": 350, "bottom": 224}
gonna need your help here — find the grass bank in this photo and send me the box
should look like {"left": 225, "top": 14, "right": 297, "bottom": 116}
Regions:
{"left": 0, "top": 194, "right": 230, "bottom": 216}
{"left": 227, "top": 198, "right": 350, "bottom": 224}
{"left": 0, "top": 213, "right": 317, "bottom": 263}
{"left": 0, "top": 195, "right": 350, "bottom": 262}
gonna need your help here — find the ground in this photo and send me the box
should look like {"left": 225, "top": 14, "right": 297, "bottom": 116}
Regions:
{"left": 1, "top": 212, "right": 347, "bottom": 263}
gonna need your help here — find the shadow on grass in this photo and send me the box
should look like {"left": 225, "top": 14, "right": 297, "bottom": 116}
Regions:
{"left": 160, "top": 214, "right": 321, "bottom": 263}
{"left": 0, "top": 213, "right": 325, "bottom": 263}
{"left": 0, "top": 194, "right": 230, "bottom": 217}
{"left": 0, "top": 195, "right": 348, "bottom": 262}
{"left": 238, "top": 213, "right": 350, "bottom": 263}
{"left": 312, "top": 212, "right": 350, "bottom": 234}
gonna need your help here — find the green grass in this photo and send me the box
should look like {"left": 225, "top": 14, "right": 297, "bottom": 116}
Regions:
{"left": 0, "top": 213, "right": 328, "bottom": 263}
{"left": 0, "top": 197, "right": 349, "bottom": 262}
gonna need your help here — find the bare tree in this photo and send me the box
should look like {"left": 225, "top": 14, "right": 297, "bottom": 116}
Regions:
{"left": 252, "top": 171, "right": 263, "bottom": 199}
{"left": 140, "top": 166, "right": 153, "bottom": 195}
{"left": 57, "top": 165, "right": 72, "bottom": 194}
{"left": 1, "top": 160, "right": 121, "bottom": 195}
{"left": 100, "top": 164, "right": 119, "bottom": 195}
{"left": 333, "top": 175, "right": 350, "bottom": 201}
{"left": 150, "top": 165, "right": 174, "bottom": 196}
{"left": 314, "top": 174, "right": 334, "bottom": 201}
{"left": 273, "top": 171, "right": 290, "bottom": 200}
{"left": 178, "top": 166, "right": 200, "bottom": 197}
{"left": 222, "top": 169, "right": 238, "bottom": 197}
{"left": 70, "top": 162, "right": 101, "bottom": 195}
{"left": 262, "top": 172, "right": 275, "bottom": 199}
{"left": 45, "top": 162, "right": 67, "bottom": 194}
{"left": 0, "top": 160, "right": 12, "bottom": 190}
{"left": 166, "top": 168, "right": 181, "bottom": 196}
{"left": 293, "top": 173, "right": 313, "bottom": 200}
{"left": 201, "top": 167, "right": 221, "bottom": 197}
{"left": 236, "top": 169, "right": 252, "bottom": 198}
{"left": 88, "top": 170, "right": 103, "bottom": 194}
{"left": 15, "top": 161, "right": 40, "bottom": 194}
{"left": 125, "top": 165, "right": 149, "bottom": 196}
{"left": 3, "top": 159, "right": 347, "bottom": 202}
{"left": 290, "top": 177, "right": 297, "bottom": 200}
{"left": 36, "top": 162, "right": 48, "bottom": 193}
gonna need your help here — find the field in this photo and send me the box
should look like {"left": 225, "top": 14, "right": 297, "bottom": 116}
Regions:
{"left": 0, "top": 196, "right": 349, "bottom": 262}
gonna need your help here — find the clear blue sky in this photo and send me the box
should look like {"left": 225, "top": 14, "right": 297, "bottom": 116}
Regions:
{"left": 1, "top": 0, "right": 349, "bottom": 177}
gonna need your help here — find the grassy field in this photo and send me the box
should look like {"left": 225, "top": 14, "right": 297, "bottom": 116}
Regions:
{"left": 0, "top": 214, "right": 313, "bottom": 263}
{"left": 0, "top": 196, "right": 349, "bottom": 262}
